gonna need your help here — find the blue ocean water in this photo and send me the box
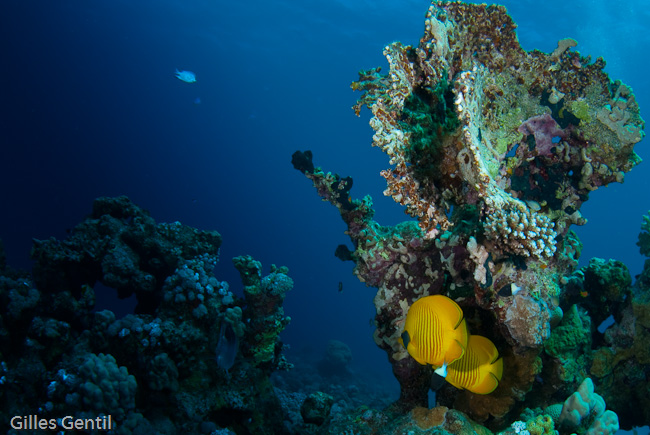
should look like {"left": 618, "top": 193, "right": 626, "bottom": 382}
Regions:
{"left": 1, "top": 0, "right": 649, "bottom": 432}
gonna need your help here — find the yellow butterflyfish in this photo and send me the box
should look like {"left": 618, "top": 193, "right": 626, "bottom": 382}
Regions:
{"left": 445, "top": 335, "right": 503, "bottom": 394}
{"left": 400, "top": 295, "right": 468, "bottom": 373}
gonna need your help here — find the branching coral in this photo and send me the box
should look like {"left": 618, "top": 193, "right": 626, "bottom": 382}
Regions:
{"left": 484, "top": 209, "right": 557, "bottom": 259}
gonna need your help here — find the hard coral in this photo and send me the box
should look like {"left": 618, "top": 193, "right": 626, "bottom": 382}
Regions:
{"left": 233, "top": 257, "right": 292, "bottom": 368}
{"left": 559, "top": 377, "right": 619, "bottom": 435}
{"left": 354, "top": 2, "right": 643, "bottom": 242}
{"left": 504, "top": 294, "right": 551, "bottom": 348}
{"left": 0, "top": 197, "right": 293, "bottom": 434}
{"left": 411, "top": 406, "right": 448, "bottom": 430}
{"left": 484, "top": 208, "right": 557, "bottom": 259}
{"left": 526, "top": 414, "right": 557, "bottom": 435}
{"left": 30, "top": 195, "right": 222, "bottom": 312}
{"left": 637, "top": 211, "right": 650, "bottom": 257}
{"left": 543, "top": 304, "right": 591, "bottom": 386}
{"left": 587, "top": 259, "right": 650, "bottom": 428}
{"left": 295, "top": 0, "right": 645, "bottom": 429}
{"left": 300, "top": 392, "right": 334, "bottom": 426}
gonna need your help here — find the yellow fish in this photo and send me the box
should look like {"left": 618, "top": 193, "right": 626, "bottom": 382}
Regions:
{"left": 400, "top": 295, "right": 468, "bottom": 374}
{"left": 445, "top": 335, "right": 503, "bottom": 394}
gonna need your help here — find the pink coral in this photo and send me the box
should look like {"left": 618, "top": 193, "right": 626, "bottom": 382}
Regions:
{"left": 518, "top": 113, "right": 567, "bottom": 157}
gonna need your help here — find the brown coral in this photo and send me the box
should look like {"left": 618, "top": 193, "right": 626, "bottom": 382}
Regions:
{"left": 412, "top": 406, "right": 448, "bottom": 429}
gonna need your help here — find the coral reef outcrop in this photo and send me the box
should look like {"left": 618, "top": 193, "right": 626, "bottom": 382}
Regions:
{"left": 0, "top": 196, "right": 293, "bottom": 434}
{"left": 294, "top": 0, "right": 644, "bottom": 431}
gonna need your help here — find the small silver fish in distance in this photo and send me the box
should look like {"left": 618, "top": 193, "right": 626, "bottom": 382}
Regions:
{"left": 175, "top": 69, "right": 196, "bottom": 83}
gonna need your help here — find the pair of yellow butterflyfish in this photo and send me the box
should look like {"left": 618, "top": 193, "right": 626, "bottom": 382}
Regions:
{"left": 399, "top": 294, "right": 503, "bottom": 394}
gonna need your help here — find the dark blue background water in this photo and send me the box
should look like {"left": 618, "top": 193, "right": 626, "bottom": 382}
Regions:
{"left": 2, "top": 0, "right": 649, "bottom": 395}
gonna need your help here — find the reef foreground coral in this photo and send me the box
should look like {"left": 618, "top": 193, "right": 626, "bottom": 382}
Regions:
{"left": 1, "top": 196, "right": 293, "bottom": 434}
{"left": 295, "top": 0, "right": 645, "bottom": 432}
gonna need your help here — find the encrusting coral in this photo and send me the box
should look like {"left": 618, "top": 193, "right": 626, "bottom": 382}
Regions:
{"left": 294, "top": 0, "right": 644, "bottom": 430}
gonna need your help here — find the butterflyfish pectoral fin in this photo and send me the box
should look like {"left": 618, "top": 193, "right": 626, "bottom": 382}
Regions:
{"left": 448, "top": 337, "right": 467, "bottom": 361}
